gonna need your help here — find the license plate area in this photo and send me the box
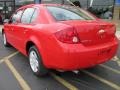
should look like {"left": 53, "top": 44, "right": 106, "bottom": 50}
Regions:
{"left": 98, "top": 48, "right": 112, "bottom": 56}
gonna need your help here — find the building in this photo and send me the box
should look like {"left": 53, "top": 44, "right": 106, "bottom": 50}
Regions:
{"left": 0, "top": 0, "right": 15, "bottom": 20}
{"left": 0, "top": 0, "right": 34, "bottom": 20}
{"left": 114, "top": 0, "right": 120, "bottom": 20}
{"left": 0, "top": 0, "right": 119, "bottom": 20}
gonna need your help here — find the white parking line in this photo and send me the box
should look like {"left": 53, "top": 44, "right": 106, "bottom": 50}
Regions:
{"left": 112, "top": 56, "right": 120, "bottom": 66}
{"left": 5, "top": 59, "right": 31, "bottom": 90}
{"left": 50, "top": 73, "right": 78, "bottom": 90}
{"left": 99, "top": 64, "right": 120, "bottom": 74}
{"left": 0, "top": 51, "right": 31, "bottom": 90}
{"left": 81, "top": 70, "right": 120, "bottom": 90}
{"left": 0, "top": 52, "right": 19, "bottom": 64}
{"left": 1, "top": 51, "right": 120, "bottom": 90}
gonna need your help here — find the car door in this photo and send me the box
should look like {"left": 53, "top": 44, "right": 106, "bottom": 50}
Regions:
{"left": 13, "top": 7, "right": 37, "bottom": 52}
{"left": 10, "top": 10, "right": 24, "bottom": 48}
{"left": 6, "top": 10, "right": 24, "bottom": 47}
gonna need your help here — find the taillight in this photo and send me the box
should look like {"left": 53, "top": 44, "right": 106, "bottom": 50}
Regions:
{"left": 55, "top": 29, "right": 80, "bottom": 44}
{"left": 112, "top": 25, "right": 116, "bottom": 35}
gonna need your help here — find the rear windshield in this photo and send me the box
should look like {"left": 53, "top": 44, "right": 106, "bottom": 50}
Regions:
{"left": 47, "top": 6, "right": 95, "bottom": 21}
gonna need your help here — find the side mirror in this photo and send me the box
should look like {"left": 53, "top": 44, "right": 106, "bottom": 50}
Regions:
{"left": 3, "top": 19, "right": 9, "bottom": 23}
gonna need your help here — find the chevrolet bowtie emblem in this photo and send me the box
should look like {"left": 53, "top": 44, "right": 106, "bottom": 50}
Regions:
{"left": 98, "top": 30, "right": 106, "bottom": 39}
{"left": 99, "top": 30, "right": 105, "bottom": 34}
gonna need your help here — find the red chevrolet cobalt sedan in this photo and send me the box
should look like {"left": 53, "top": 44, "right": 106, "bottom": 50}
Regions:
{"left": 2, "top": 4, "right": 118, "bottom": 76}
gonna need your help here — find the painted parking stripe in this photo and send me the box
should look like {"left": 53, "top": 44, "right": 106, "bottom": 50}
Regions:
{"left": 81, "top": 70, "right": 120, "bottom": 90}
{"left": 50, "top": 73, "right": 78, "bottom": 90}
{"left": 112, "top": 56, "right": 120, "bottom": 66}
{"left": 5, "top": 59, "right": 31, "bottom": 90}
{"left": 0, "top": 52, "right": 31, "bottom": 90}
{"left": 0, "top": 52, "right": 19, "bottom": 64}
{"left": 0, "top": 52, "right": 78, "bottom": 90}
{"left": 99, "top": 64, "right": 120, "bottom": 74}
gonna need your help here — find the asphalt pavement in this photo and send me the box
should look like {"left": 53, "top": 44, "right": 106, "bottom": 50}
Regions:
{"left": 0, "top": 24, "right": 120, "bottom": 90}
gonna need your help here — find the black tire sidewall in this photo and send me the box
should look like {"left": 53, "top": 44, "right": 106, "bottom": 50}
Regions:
{"left": 28, "top": 46, "right": 48, "bottom": 76}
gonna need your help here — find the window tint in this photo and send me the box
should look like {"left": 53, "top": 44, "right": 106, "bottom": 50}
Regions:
{"left": 21, "top": 8, "right": 35, "bottom": 24}
{"left": 11, "top": 10, "right": 23, "bottom": 23}
{"left": 31, "top": 9, "right": 38, "bottom": 23}
{"left": 47, "top": 6, "right": 95, "bottom": 21}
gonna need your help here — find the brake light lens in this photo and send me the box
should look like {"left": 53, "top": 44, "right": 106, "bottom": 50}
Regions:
{"left": 55, "top": 29, "right": 80, "bottom": 44}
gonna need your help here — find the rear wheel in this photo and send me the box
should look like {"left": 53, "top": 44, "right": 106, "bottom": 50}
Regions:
{"left": 28, "top": 46, "right": 48, "bottom": 76}
{"left": 2, "top": 32, "right": 10, "bottom": 47}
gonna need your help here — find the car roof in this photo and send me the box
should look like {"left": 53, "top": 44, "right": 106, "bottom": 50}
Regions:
{"left": 18, "top": 4, "right": 63, "bottom": 10}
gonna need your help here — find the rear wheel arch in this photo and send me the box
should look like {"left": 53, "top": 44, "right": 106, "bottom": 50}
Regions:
{"left": 26, "top": 40, "right": 48, "bottom": 76}
{"left": 26, "top": 41, "right": 35, "bottom": 55}
{"left": 25, "top": 39, "right": 43, "bottom": 56}
{"left": 28, "top": 46, "right": 48, "bottom": 76}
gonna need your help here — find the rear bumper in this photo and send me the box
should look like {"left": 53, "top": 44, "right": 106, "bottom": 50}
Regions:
{"left": 42, "top": 38, "right": 118, "bottom": 71}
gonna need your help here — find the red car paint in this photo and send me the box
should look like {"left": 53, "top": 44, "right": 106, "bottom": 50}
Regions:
{"left": 3, "top": 4, "right": 118, "bottom": 70}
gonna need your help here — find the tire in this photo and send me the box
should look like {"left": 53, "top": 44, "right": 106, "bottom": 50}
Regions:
{"left": 28, "top": 46, "right": 48, "bottom": 76}
{"left": 2, "top": 32, "right": 10, "bottom": 47}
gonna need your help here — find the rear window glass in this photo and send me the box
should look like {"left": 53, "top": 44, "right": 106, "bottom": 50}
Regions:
{"left": 47, "top": 6, "right": 95, "bottom": 21}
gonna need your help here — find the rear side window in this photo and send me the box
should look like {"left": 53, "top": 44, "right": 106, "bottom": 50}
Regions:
{"left": 21, "top": 8, "right": 35, "bottom": 24}
{"left": 47, "top": 6, "right": 95, "bottom": 21}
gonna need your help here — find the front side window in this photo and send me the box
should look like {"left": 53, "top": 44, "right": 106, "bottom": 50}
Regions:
{"left": 11, "top": 10, "right": 23, "bottom": 23}
{"left": 21, "top": 8, "right": 35, "bottom": 24}
{"left": 47, "top": 6, "right": 95, "bottom": 21}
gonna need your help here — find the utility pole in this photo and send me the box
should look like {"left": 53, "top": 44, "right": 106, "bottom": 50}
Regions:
{"left": 34, "top": 0, "right": 41, "bottom": 4}
{"left": 62, "top": 0, "right": 64, "bottom": 4}
{"left": 13, "top": 0, "right": 15, "bottom": 11}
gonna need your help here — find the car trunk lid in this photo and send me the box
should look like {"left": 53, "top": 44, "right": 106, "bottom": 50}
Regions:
{"left": 60, "top": 20, "right": 116, "bottom": 46}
